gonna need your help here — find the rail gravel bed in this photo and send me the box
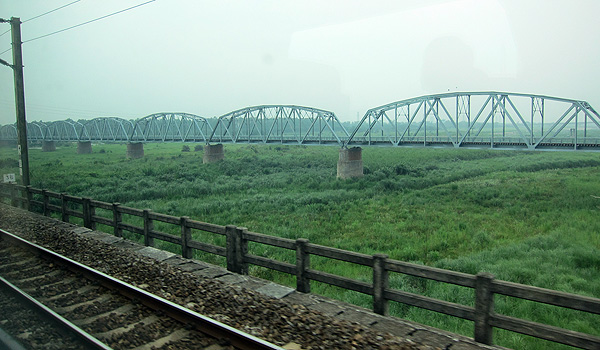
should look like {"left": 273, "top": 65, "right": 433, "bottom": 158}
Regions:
{"left": 0, "top": 203, "right": 500, "bottom": 350}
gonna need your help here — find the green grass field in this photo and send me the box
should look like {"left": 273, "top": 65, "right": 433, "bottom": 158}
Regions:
{"left": 1, "top": 142, "right": 599, "bottom": 349}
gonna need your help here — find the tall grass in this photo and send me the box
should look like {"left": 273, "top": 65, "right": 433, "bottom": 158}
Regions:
{"left": 0, "top": 142, "right": 598, "bottom": 349}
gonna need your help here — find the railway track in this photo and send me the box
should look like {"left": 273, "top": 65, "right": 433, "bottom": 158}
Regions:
{"left": 0, "top": 228, "right": 284, "bottom": 350}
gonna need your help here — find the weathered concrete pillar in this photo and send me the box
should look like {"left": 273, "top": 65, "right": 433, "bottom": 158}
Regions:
{"left": 126, "top": 142, "right": 144, "bottom": 159}
{"left": 337, "top": 147, "right": 363, "bottom": 179}
{"left": 77, "top": 141, "right": 92, "bottom": 154}
{"left": 42, "top": 140, "right": 56, "bottom": 152}
{"left": 203, "top": 144, "right": 224, "bottom": 164}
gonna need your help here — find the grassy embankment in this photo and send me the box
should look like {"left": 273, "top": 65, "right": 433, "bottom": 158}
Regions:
{"left": 1, "top": 142, "right": 599, "bottom": 349}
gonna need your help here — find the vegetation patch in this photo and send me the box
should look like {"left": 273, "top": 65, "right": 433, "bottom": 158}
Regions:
{"left": 1, "top": 143, "right": 598, "bottom": 349}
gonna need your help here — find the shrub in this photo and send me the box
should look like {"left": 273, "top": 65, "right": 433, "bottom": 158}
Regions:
{"left": 182, "top": 145, "right": 190, "bottom": 152}
{"left": 0, "top": 158, "right": 18, "bottom": 168}
{"left": 194, "top": 145, "right": 203, "bottom": 152}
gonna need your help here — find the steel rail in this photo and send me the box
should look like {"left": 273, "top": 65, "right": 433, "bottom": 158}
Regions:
{"left": 0, "top": 326, "right": 28, "bottom": 350}
{"left": 0, "top": 228, "right": 285, "bottom": 350}
{"left": 0, "top": 276, "right": 112, "bottom": 350}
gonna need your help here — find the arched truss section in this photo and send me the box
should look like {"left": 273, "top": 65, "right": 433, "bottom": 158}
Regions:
{"left": 82, "top": 117, "right": 135, "bottom": 142}
{"left": 0, "top": 124, "right": 17, "bottom": 140}
{"left": 36, "top": 120, "right": 85, "bottom": 141}
{"left": 27, "top": 122, "right": 46, "bottom": 141}
{"left": 347, "top": 92, "right": 600, "bottom": 150}
{"left": 0, "top": 122, "right": 46, "bottom": 141}
{"left": 209, "top": 105, "right": 349, "bottom": 145}
{"left": 130, "top": 113, "right": 213, "bottom": 142}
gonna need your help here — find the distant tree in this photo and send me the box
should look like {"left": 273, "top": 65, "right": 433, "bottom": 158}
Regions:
{"left": 182, "top": 145, "right": 190, "bottom": 152}
{"left": 194, "top": 145, "right": 203, "bottom": 152}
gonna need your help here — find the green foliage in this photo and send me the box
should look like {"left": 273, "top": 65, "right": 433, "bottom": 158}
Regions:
{"left": 1, "top": 142, "right": 599, "bottom": 349}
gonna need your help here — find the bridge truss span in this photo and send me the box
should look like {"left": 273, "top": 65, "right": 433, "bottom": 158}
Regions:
{"left": 130, "top": 113, "right": 214, "bottom": 143}
{"left": 83, "top": 117, "right": 135, "bottom": 142}
{"left": 347, "top": 92, "right": 600, "bottom": 150}
{"left": 209, "top": 105, "right": 349, "bottom": 146}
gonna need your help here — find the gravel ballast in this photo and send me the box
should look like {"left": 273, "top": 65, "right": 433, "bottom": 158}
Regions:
{"left": 0, "top": 203, "right": 440, "bottom": 350}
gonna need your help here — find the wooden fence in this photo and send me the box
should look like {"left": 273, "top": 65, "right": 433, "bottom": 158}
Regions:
{"left": 1, "top": 183, "right": 599, "bottom": 349}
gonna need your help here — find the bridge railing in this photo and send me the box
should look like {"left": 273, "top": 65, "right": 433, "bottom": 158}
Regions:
{"left": 1, "top": 183, "right": 599, "bottom": 349}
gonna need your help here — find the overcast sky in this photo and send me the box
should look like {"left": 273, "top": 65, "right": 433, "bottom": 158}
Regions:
{"left": 1, "top": 0, "right": 599, "bottom": 125}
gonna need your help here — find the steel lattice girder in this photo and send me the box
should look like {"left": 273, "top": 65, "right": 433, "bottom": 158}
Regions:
{"left": 0, "top": 124, "right": 17, "bottom": 140}
{"left": 26, "top": 122, "right": 45, "bottom": 141}
{"left": 1, "top": 95, "right": 599, "bottom": 150}
{"left": 209, "top": 105, "right": 349, "bottom": 145}
{"left": 347, "top": 91, "right": 600, "bottom": 150}
{"left": 41, "top": 120, "right": 84, "bottom": 141}
{"left": 82, "top": 117, "right": 135, "bottom": 142}
{"left": 130, "top": 113, "right": 214, "bottom": 142}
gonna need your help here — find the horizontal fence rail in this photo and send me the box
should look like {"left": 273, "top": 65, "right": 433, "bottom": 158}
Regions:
{"left": 0, "top": 183, "right": 598, "bottom": 349}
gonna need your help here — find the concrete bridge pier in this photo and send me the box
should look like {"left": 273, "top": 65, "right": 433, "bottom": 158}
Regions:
{"left": 337, "top": 147, "right": 363, "bottom": 179}
{"left": 126, "top": 142, "right": 144, "bottom": 159}
{"left": 42, "top": 141, "right": 56, "bottom": 152}
{"left": 77, "top": 141, "right": 92, "bottom": 154}
{"left": 203, "top": 144, "right": 224, "bottom": 164}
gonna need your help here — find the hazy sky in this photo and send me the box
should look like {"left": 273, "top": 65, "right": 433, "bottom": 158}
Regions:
{"left": 1, "top": 0, "right": 599, "bottom": 124}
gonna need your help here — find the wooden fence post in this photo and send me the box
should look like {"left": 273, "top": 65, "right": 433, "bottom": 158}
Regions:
{"left": 24, "top": 185, "right": 32, "bottom": 211}
{"left": 112, "top": 203, "right": 122, "bottom": 237}
{"left": 82, "top": 197, "right": 95, "bottom": 229}
{"left": 225, "top": 225, "right": 247, "bottom": 274}
{"left": 225, "top": 225, "right": 237, "bottom": 272}
{"left": 42, "top": 189, "right": 50, "bottom": 216}
{"left": 474, "top": 272, "right": 495, "bottom": 345}
{"left": 143, "top": 209, "right": 154, "bottom": 247}
{"left": 237, "top": 227, "right": 249, "bottom": 275}
{"left": 10, "top": 185, "right": 18, "bottom": 207}
{"left": 180, "top": 216, "right": 192, "bottom": 259}
{"left": 60, "top": 193, "right": 69, "bottom": 223}
{"left": 296, "top": 238, "right": 310, "bottom": 293}
{"left": 373, "top": 253, "right": 389, "bottom": 315}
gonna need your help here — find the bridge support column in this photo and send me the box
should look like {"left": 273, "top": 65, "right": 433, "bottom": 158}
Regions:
{"left": 203, "top": 144, "right": 224, "bottom": 164}
{"left": 337, "top": 147, "right": 363, "bottom": 179}
{"left": 77, "top": 141, "right": 92, "bottom": 154}
{"left": 126, "top": 142, "right": 144, "bottom": 159}
{"left": 42, "top": 141, "right": 56, "bottom": 152}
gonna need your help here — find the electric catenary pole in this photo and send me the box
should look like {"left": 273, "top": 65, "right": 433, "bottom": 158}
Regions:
{"left": 0, "top": 17, "right": 30, "bottom": 186}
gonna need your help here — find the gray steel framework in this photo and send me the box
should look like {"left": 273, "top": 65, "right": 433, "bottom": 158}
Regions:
{"left": 209, "top": 105, "right": 349, "bottom": 145}
{"left": 130, "top": 113, "right": 213, "bottom": 143}
{"left": 82, "top": 117, "right": 135, "bottom": 142}
{"left": 347, "top": 91, "right": 600, "bottom": 150}
{"left": 1, "top": 93, "right": 600, "bottom": 151}
{"left": 0, "top": 124, "right": 17, "bottom": 140}
{"left": 43, "top": 120, "right": 84, "bottom": 141}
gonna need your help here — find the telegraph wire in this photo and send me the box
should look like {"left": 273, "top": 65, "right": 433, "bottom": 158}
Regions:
{"left": 23, "top": 0, "right": 156, "bottom": 43}
{"left": 23, "top": 0, "right": 83, "bottom": 23}
{"left": 0, "top": 47, "right": 10, "bottom": 56}
{"left": 0, "top": 0, "right": 83, "bottom": 38}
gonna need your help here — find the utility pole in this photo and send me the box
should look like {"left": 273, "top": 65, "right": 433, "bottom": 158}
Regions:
{"left": 0, "top": 17, "right": 30, "bottom": 186}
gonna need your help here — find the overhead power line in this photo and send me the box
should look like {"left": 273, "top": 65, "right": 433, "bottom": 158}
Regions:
{"left": 0, "top": 1, "right": 83, "bottom": 38}
{"left": 0, "top": 47, "right": 10, "bottom": 56}
{"left": 23, "top": 0, "right": 84, "bottom": 23}
{"left": 23, "top": 0, "right": 156, "bottom": 43}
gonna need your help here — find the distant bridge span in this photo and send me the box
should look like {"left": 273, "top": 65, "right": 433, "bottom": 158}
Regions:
{"left": 348, "top": 91, "right": 600, "bottom": 150}
{"left": 1, "top": 92, "right": 600, "bottom": 151}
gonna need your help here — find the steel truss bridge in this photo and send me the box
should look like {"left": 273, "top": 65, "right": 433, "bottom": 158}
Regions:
{"left": 1, "top": 92, "right": 600, "bottom": 151}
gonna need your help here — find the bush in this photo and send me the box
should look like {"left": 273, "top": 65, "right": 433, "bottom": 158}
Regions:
{"left": 182, "top": 145, "right": 190, "bottom": 152}
{"left": 194, "top": 145, "right": 203, "bottom": 152}
{"left": 0, "top": 158, "right": 18, "bottom": 168}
